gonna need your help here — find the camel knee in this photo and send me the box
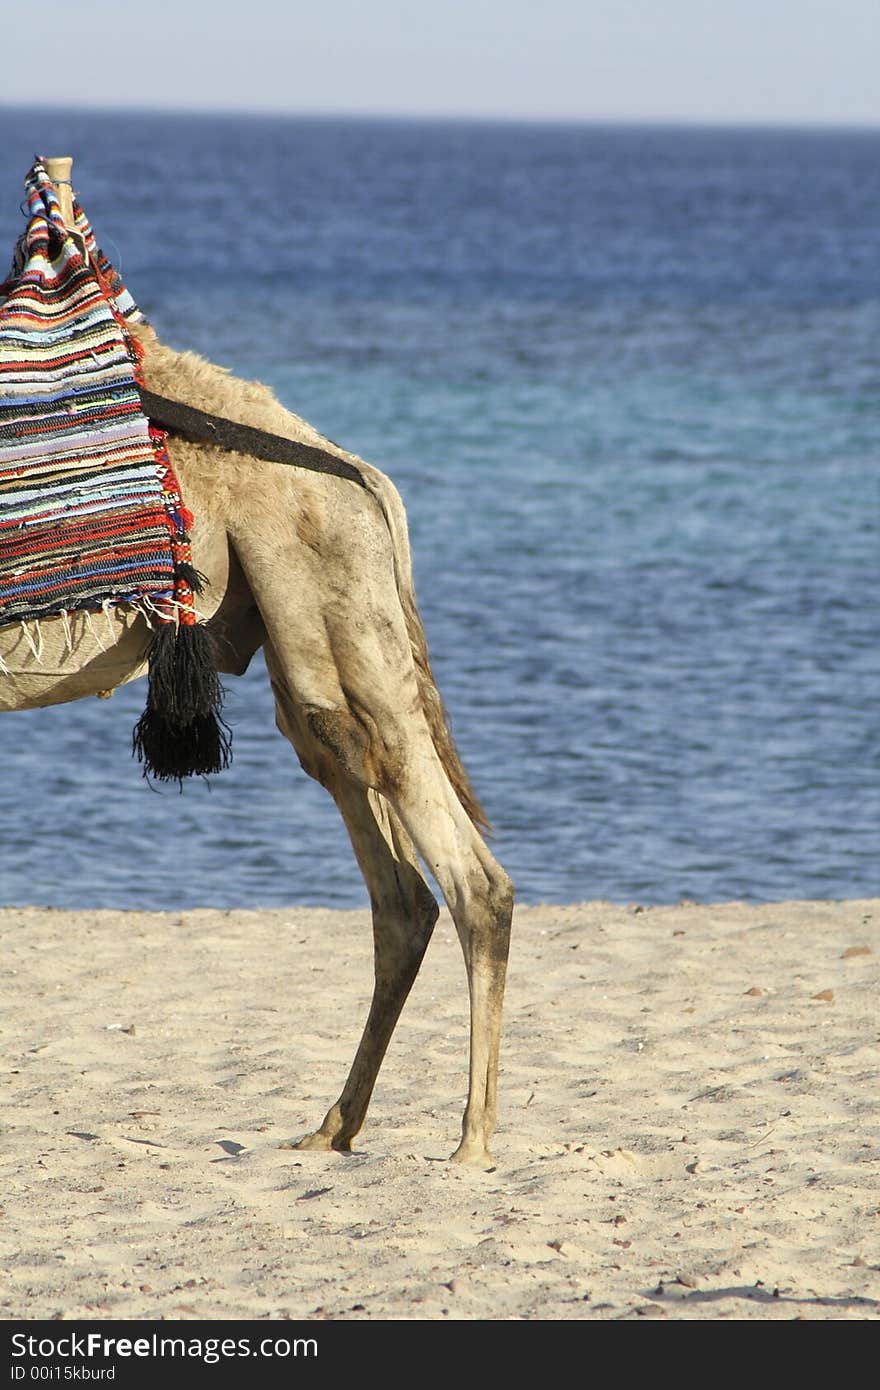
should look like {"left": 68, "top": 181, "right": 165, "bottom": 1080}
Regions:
{"left": 454, "top": 859, "right": 514, "bottom": 967}
{"left": 305, "top": 706, "right": 370, "bottom": 774}
{"left": 304, "top": 703, "right": 406, "bottom": 795}
{"left": 464, "top": 856, "right": 514, "bottom": 924}
{"left": 488, "top": 864, "right": 515, "bottom": 921}
{"left": 368, "top": 852, "right": 439, "bottom": 979}
{"left": 480, "top": 865, "right": 514, "bottom": 954}
{"left": 372, "top": 872, "right": 439, "bottom": 936}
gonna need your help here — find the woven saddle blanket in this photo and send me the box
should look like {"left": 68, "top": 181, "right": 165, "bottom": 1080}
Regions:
{"left": 0, "top": 160, "right": 196, "bottom": 628}
{"left": 0, "top": 159, "right": 227, "bottom": 778}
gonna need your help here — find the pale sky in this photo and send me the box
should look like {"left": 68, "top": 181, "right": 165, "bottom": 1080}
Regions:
{"left": 2, "top": 0, "right": 878, "bottom": 126}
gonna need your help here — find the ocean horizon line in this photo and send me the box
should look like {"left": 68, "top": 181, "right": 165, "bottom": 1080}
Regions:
{"left": 2, "top": 102, "right": 879, "bottom": 137}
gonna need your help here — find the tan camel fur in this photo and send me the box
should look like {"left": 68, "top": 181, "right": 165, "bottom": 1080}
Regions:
{"left": 0, "top": 324, "right": 514, "bottom": 1166}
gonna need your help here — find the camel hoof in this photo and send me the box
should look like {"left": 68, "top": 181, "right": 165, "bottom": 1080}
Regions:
{"left": 279, "top": 1130, "right": 351, "bottom": 1153}
{"left": 279, "top": 1131, "right": 333, "bottom": 1152}
{"left": 449, "top": 1139, "right": 496, "bottom": 1169}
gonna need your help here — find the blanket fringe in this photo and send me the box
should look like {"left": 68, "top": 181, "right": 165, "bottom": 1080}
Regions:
{"left": 132, "top": 622, "right": 231, "bottom": 781}
{"left": 20, "top": 619, "right": 43, "bottom": 662}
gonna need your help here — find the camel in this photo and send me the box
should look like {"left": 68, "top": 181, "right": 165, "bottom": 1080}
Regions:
{"left": 0, "top": 319, "right": 514, "bottom": 1167}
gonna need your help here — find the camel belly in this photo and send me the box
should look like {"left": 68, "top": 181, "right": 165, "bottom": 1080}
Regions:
{"left": 0, "top": 607, "right": 150, "bottom": 710}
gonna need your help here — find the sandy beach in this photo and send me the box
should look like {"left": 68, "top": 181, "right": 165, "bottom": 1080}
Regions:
{"left": 0, "top": 897, "right": 877, "bottom": 1321}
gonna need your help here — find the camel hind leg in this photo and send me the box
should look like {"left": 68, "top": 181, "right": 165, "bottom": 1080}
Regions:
{"left": 269, "top": 655, "right": 439, "bottom": 1151}
{"left": 294, "top": 787, "right": 438, "bottom": 1154}
{"left": 391, "top": 751, "right": 514, "bottom": 1165}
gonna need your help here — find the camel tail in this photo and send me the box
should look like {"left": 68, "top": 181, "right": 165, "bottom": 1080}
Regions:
{"left": 357, "top": 465, "right": 491, "bottom": 834}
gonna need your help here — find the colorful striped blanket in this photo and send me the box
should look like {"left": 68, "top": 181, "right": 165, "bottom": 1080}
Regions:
{"left": 0, "top": 159, "right": 228, "bottom": 778}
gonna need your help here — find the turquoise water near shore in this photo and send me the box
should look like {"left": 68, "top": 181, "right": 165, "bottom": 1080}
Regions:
{"left": 1, "top": 111, "right": 878, "bottom": 907}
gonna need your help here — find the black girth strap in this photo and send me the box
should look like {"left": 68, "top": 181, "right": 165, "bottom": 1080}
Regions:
{"left": 138, "top": 388, "right": 369, "bottom": 491}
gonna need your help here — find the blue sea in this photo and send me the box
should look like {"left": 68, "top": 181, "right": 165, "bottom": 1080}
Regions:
{"left": 0, "top": 110, "right": 878, "bottom": 909}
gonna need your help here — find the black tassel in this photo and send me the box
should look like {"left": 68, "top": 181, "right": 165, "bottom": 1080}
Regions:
{"left": 176, "top": 561, "right": 208, "bottom": 596}
{"left": 132, "top": 623, "right": 232, "bottom": 781}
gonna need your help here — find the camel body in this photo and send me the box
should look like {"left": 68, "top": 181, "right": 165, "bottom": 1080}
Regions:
{"left": 0, "top": 325, "right": 513, "bottom": 1166}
